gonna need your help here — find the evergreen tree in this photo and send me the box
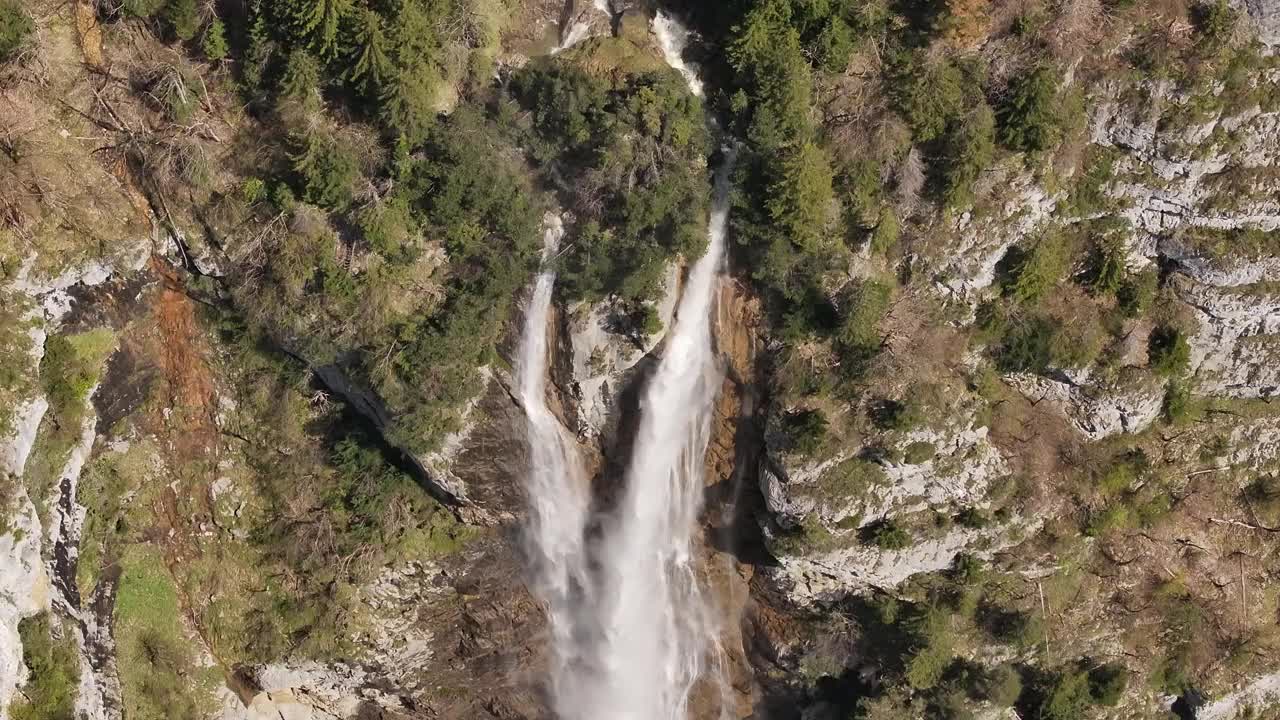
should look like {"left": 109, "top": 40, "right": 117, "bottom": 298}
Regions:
{"left": 346, "top": 8, "right": 392, "bottom": 96}
{"left": 941, "top": 103, "right": 996, "bottom": 209}
{"left": 291, "top": 0, "right": 352, "bottom": 60}
{"left": 279, "top": 49, "right": 323, "bottom": 113}
{"left": 202, "top": 17, "right": 229, "bottom": 61}
{"left": 378, "top": 61, "right": 439, "bottom": 142}
{"left": 164, "top": 0, "right": 200, "bottom": 41}
{"left": 766, "top": 140, "right": 833, "bottom": 252}
{"left": 999, "top": 64, "right": 1062, "bottom": 154}
{"left": 241, "top": 2, "right": 275, "bottom": 95}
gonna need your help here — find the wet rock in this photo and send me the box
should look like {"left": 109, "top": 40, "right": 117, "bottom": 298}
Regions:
{"left": 566, "top": 262, "right": 681, "bottom": 438}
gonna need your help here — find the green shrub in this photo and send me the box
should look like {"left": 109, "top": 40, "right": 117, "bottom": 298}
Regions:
{"left": 1162, "top": 381, "right": 1193, "bottom": 424}
{"left": 1034, "top": 669, "right": 1094, "bottom": 720}
{"left": 164, "top": 0, "right": 200, "bottom": 41}
{"left": 1086, "top": 237, "right": 1128, "bottom": 296}
{"left": 1088, "top": 662, "right": 1129, "bottom": 706}
{"left": 1000, "top": 234, "right": 1070, "bottom": 304}
{"left": 123, "top": 0, "right": 166, "bottom": 17}
{"left": 1099, "top": 449, "right": 1148, "bottom": 496}
{"left": 980, "top": 604, "right": 1043, "bottom": 647}
{"left": 951, "top": 553, "right": 985, "bottom": 585}
{"left": 1244, "top": 476, "right": 1280, "bottom": 522}
{"left": 0, "top": 0, "right": 33, "bottom": 62}
{"left": 202, "top": 18, "right": 229, "bottom": 60}
{"left": 836, "top": 279, "right": 893, "bottom": 378}
{"left": 290, "top": 129, "right": 361, "bottom": 210}
{"left": 904, "top": 607, "right": 955, "bottom": 690}
{"left": 893, "top": 53, "right": 967, "bottom": 143}
{"left": 870, "top": 208, "right": 900, "bottom": 256}
{"left": 863, "top": 518, "right": 912, "bottom": 550}
{"left": 1118, "top": 269, "right": 1158, "bottom": 317}
{"left": 1084, "top": 502, "right": 1133, "bottom": 536}
{"left": 1148, "top": 325, "right": 1191, "bottom": 377}
{"left": 10, "top": 614, "right": 79, "bottom": 720}
{"left": 955, "top": 506, "right": 990, "bottom": 528}
{"left": 940, "top": 103, "right": 996, "bottom": 209}
{"left": 814, "top": 16, "right": 855, "bottom": 73}
{"left": 978, "top": 664, "right": 1023, "bottom": 707}
{"left": 1065, "top": 145, "right": 1120, "bottom": 216}
{"left": 1192, "top": 0, "right": 1237, "bottom": 52}
{"left": 994, "top": 315, "right": 1056, "bottom": 372}
{"left": 782, "top": 409, "right": 828, "bottom": 456}
{"left": 813, "top": 457, "right": 887, "bottom": 504}
{"left": 869, "top": 397, "right": 924, "bottom": 432}
{"left": 999, "top": 64, "right": 1063, "bottom": 155}
{"left": 41, "top": 330, "right": 116, "bottom": 418}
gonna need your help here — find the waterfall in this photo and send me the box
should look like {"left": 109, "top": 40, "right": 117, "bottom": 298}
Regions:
{"left": 569, "top": 150, "right": 736, "bottom": 720}
{"left": 515, "top": 213, "right": 593, "bottom": 709}
{"left": 520, "top": 11, "right": 735, "bottom": 719}
{"left": 652, "top": 11, "right": 704, "bottom": 97}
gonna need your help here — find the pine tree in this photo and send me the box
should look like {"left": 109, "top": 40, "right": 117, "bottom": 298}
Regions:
{"left": 766, "top": 140, "right": 833, "bottom": 252}
{"left": 279, "top": 49, "right": 322, "bottom": 113}
{"left": 291, "top": 0, "right": 352, "bottom": 60}
{"left": 346, "top": 8, "right": 392, "bottom": 96}
{"left": 164, "top": 0, "right": 200, "bottom": 41}
{"left": 202, "top": 17, "right": 229, "bottom": 61}
{"left": 378, "top": 61, "right": 439, "bottom": 143}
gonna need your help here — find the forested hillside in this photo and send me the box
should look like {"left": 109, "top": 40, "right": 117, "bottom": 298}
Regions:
{"left": 1, "top": 0, "right": 1280, "bottom": 718}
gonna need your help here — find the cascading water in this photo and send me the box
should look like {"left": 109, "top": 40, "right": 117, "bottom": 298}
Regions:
{"left": 515, "top": 213, "right": 593, "bottom": 708}
{"left": 566, "top": 149, "right": 737, "bottom": 720}
{"left": 518, "top": 12, "right": 736, "bottom": 720}
{"left": 652, "top": 11, "right": 704, "bottom": 97}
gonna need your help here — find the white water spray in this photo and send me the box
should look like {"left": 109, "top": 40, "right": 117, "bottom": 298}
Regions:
{"left": 515, "top": 214, "right": 593, "bottom": 706}
{"left": 566, "top": 149, "right": 736, "bottom": 720}
{"left": 519, "top": 12, "right": 735, "bottom": 719}
{"left": 653, "top": 11, "right": 704, "bottom": 97}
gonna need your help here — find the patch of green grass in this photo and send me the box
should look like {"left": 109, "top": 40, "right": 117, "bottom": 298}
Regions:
{"left": 27, "top": 329, "right": 118, "bottom": 524}
{"left": 41, "top": 329, "right": 116, "bottom": 416}
{"left": 10, "top": 613, "right": 79, "bottom": 720}
{"left": 0, "top": 0, "right": 33, "bottom": 62}
{"left": 806, "top": 456, "right": 888, "bottom": 505}
{"left": 75, "top": 441, "right": 163, "bottom": 601}
{"left": 1149, "top": 325, "right": 1191, "bottom": 377}
{"left": 115, "top": 546, "right": 216, "bottom": 720}
{"left": 903, "top": 441, "right": 936, "bottom": 465}
{"left": 0, "top": 291, "right": 38, "bottom": 437}
{"left": 768, "top": 515, "right": 849, "bottom": 557}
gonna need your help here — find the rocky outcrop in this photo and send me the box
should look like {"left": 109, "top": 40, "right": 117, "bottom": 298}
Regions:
{"left": 565, "top": 261, "right": 682, "bottom": 438}
{"left": 1160, "top": 235, "right": 1280, "bottom": 287}
{"left": 1239, "top": 0, "right": 1280, "bottom": 45}
{"left": 0, "top": 487, "right": 51, "bottom": 720}
{"left": 936, "top": 172, "right": 1059, "bottom": 301}
{"left": 1004, "top": 371, "right": 1165, "bottom": 439}
{"left": 767, "top": 521, "right": 1027, "bottom": 604}
{"left": 1177, "top": 276, "right": 1280, "bottom": 398}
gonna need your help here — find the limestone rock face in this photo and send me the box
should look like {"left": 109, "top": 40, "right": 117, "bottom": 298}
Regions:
{"left": 1239, "top": 0, "right": 1280, "bottom": 44}
{"left": 1177, "top": 275, "right": 1280, "bottom": 398}
{"left": 564, "top": 261, "right": 681, "bottom": 438}
{"left": 1004, "top": 372, "right": 1165, "bottom": 440}
{"left": 0, "top": 490, "right": 52, "bottom": 720}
